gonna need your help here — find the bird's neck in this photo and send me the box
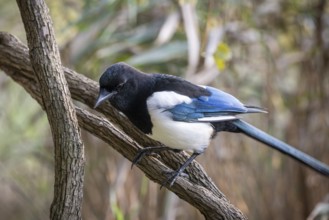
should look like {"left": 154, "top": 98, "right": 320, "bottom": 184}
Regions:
{"left": 121, "top": 75, "right": 155, "bottom": 134}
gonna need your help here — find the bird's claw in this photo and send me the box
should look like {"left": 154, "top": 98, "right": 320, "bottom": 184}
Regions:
{"left": 131, "top": 146, "right": 173, "bottom": 169}
{"left": 160, "top": 170, "right": 189, "bottom": 189}
{"left": 131, "top": 146, "right": 164, "bottom": 169}
{"left": 131, "top": 148, "right": 151, "bottom": 169}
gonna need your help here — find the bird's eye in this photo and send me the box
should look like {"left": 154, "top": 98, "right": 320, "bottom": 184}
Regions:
{"left": 116, "top": 83, "right": 124, "bottom": 90}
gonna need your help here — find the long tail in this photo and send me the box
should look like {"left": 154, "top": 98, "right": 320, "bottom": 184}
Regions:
{"left": 232, "top": 119, "right": 329, "bottom": 176}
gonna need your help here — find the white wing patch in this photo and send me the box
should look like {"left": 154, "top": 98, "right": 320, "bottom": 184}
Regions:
{"left": 147, "top": 91, "right": 192, "bottom": 111}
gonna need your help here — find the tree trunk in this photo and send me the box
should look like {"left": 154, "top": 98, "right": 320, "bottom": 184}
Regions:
{"left": 15, "top": 1, "right": 85, "bottom": 219}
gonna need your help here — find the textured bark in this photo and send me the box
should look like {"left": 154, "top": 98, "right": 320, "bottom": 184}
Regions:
{"left": 15, "top": 1, "right": 85, "bottom": 219}
{"left": 0, "top": 32, "right": 245, "bottom": 220}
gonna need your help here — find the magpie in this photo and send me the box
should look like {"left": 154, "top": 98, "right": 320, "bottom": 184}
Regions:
{"left": 94, "top": 62, "right": 329, "bottom": 187}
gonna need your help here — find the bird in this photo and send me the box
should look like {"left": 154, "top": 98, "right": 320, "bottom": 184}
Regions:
{"left": 94, "top": 62, "right": 329, "bottom": 187}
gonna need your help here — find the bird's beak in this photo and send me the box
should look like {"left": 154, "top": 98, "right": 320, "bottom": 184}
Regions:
{"left": 94, "top": 88, "right": 115, "bottom": 108}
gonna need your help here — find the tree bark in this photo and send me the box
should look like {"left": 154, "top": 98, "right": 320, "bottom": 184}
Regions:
{"left": 15, "top": 1, "right": 85, "bottom": 219}
{"left": 0, "top": 32, "right": 245, "bottom": 220}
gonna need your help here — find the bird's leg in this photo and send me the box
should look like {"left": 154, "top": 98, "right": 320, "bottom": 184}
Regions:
{"left": 161, "top": 152, "right": 200, "bottom": 188}
{"left": 131, "top": 146, "right": 181, "bottom": 169}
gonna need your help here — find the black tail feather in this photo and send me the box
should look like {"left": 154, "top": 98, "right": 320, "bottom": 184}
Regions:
{"left": 232, "top": 119, "right": 329, "bottom": 176}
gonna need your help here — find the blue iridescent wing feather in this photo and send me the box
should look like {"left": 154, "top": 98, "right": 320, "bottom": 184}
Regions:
{"left": 168, "top": 86, "right": 248, "bottom": 122}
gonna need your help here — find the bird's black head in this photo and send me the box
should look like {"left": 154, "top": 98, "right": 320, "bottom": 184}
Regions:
{"left": 94, "top": 62, "right": 149, "bottom": 111}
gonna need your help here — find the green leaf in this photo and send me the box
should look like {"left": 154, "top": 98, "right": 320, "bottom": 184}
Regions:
{"left": 214, "top": 42, "right": 232, "bottom": 70}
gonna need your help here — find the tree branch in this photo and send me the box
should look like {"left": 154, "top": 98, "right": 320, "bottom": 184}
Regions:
{"left": 0, "top": 32, "right": 245, "bottom": 220}
{"left": 15, "top": 0, "right": 85, "bottom": 219}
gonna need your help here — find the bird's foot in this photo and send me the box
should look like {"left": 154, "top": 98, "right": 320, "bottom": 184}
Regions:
{"left": 160, "top": 152, "right": 200, "bottom": 189}
{"left": 131, "top": 147, "right": 155, "bottom": 168}
{"left": 160, "top": 170, "right": 189, "bottom": 189}
{"left": 131, "top": 146, "right": 173, "bottom": 169}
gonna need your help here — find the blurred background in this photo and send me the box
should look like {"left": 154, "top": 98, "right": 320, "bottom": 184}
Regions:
{"left": 1, "top": 0, "right": 329, "bottom": 219}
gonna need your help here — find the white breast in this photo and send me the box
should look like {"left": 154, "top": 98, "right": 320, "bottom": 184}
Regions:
{"left": 146, "top": 91, "right": 214, "bottom": 153}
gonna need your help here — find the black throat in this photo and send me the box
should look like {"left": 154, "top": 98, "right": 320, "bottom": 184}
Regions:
{"left": 118, "top": 75, "right": 155, "bottom": 134}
